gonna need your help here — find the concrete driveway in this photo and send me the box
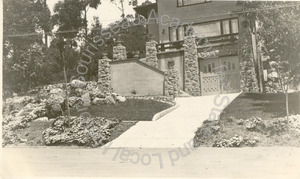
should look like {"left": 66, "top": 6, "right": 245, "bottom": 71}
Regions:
{"left": 107, "top": 93, "right": 240, "bottom": 148}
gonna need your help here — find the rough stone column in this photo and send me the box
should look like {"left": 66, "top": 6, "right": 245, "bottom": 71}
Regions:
{"left": 113, "top": 40, "right": 127, "bottom": 61}
{"left": 183, "top": 36, "right": 201, "bottom": 96}
{"left": 98, "top": 53, "right": 111, "bottom": 92}
{"left": 164, "top": 60, "right": 179, "bottom": 97}
{"left": 145, "top": 39, "right": 159, "bottom": 68}
{"left": 238, "top": 18, "right": 259, "bottom": 92}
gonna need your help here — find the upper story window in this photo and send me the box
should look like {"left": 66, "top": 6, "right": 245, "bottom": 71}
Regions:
{"left": 189, "top": 18, "right": 239, "bottom": 38}
{"left": 177, "top": 0, "right": 211, "bottom": 7}
{"left": 169, "top": 18, "right": 239, "bottom": 42}
{"left": 169, "top": 26, "right": 185, "bottom": 42}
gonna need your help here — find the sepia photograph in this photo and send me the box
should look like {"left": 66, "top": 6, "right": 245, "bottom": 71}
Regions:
{"left": 1, "top": 0, "right": 300, "bottom": 178}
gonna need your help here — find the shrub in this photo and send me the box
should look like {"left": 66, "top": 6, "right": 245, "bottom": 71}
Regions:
{"left": 43, "top": 116, "right": 120, "bottom": 147}
{"left": 213, "top": 135, "right": 244, "bottom": 147}
{"left": 266, "top": 118, "right": 289, "bottom": 136}
{"left": 213, "top": 135, "right": 260, "bottom": 147}
{"left": 245, "top": 116, "right": 266, "bottom": 132}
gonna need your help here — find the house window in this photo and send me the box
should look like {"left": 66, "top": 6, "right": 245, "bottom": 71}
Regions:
{"left": 228, "top": 62, "right": 232, "bottom": 70}
{"left": 221, "top": 19, "right": 239, "bottom": 35}
{"left": 231, "top": 19, "right": 239, "bottom": 33}
{"left": 169, "top": 26, "right": 184, "bottom": 42}
{"left": 169, "top": 27, "right": 177, "bottom": 42}
{"left": 188, "top": 18, "right": 239, "bottom": 38}
{"left": 178, "top": 0, "right": 211, "bottom": 7}
{"left": 223, "top": 61, "right": 227, "bottom": 71}
{"left": 178, "top": 26, "right": 185, "bottom": 40}
{"left": 192, "top": 21, "right": 221, "bottom": 37}
{"left": 232, "top": 63, "right": 236, "bottom": 70}
{"left": 222, "top": 20, "right": 230, "bottom": 34}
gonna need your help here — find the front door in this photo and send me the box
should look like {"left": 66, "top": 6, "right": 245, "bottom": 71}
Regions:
{"left": 199, "top": 56, "right": 240, "bottom": 96}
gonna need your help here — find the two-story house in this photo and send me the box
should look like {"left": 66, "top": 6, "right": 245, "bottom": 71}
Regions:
{"left": 134, "top": 0, "right": 260, "bottom": 96}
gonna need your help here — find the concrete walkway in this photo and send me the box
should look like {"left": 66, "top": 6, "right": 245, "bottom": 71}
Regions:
{"left": 107, "top": 93, "right": 241, "bottom": 148}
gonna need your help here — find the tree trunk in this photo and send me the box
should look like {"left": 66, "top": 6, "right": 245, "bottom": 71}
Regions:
{"left": 284, "top": 81, "right": 290, "bottom": 119}
{"left": 299, "top": 92, "right": 300, "bottom": 114}
{"left": 285, "top": 91, "right": 290, "bottom": 119}
{"left": 250, "top": 20, "right": 263, "bottom": 93}
{"left": 298, "top": 84, "right": 300, "bottom": 114}
{"left": 62, "top": 53, "right": 71, "bottom": 126}
{"left": 44, "top": 0, "right": 48, "bottom": 47}
{"left": 84, "top": 8, "right": 88, "bottom": 38}
{"left": 45, "top": 33, "right": 48, "bottom": 47}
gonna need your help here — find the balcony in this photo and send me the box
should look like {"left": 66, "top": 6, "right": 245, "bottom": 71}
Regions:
{"left": 157, "top": 33, "right": 238, "bottom": 53}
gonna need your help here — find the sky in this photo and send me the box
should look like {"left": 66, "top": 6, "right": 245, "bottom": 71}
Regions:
{"left": 47, "top": 0, "right": 155, "bottom": 29}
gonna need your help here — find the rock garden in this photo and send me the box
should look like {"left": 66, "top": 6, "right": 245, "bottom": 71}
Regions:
{"left": 193, "top": 93, "right": 300, "bottom": 147}
{"left": 2, "top": 80, "right": 173, "bottom": 147}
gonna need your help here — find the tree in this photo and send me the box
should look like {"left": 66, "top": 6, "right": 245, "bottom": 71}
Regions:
{"left": 51, "top": 0, "right": 84, "bottom": 40}
{"left": 3, "top": 0, "right": 52, "bottom": 94}
{"left": 237, "top": 1, "right": 300, "bottom": 117}
{"left": 97, "top": 15, "right": 149, "bottom": 58}
{"left": 3, "top": 0, "right": 51, "bottom": 50}
{"left": 51, "top": 0, "right": 101, "bottom": 40}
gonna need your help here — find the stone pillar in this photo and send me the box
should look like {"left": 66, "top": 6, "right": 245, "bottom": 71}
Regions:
{"left": 145, "top": 39, "right": 159, "bottom": 68}
{"left": 98, "top": 53, "right": 111, "bottom": 92}
{"left": 183, "top": 36, "right": 201, "bottom": 96}
{"left": 238, "top": 18, "right": 259, "bottom": 92}
{"left": 164, "top": 60, "right": 179, "bottom": 97}
{"left": 113, "top": 40, "right": 127, "bottom": 61}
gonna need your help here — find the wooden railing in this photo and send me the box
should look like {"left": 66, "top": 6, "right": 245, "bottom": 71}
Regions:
{"left": 157, "top": 40, "right": 184, "bottom": 52}
{"left": 195, "top": 33, "right": 238, "bottom": 47}
{"left": 157, "top": 33, "right": 238, "bottom": 52}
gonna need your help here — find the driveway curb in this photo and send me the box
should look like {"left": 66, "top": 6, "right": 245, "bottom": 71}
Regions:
{"left": 152, "top": 98, "right": 180, "bottom": 121}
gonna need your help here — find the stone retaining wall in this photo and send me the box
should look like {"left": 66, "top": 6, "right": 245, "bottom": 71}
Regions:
{"left": 238, "top": 18, "right": 259, "bottom": 92}
{"left": 98, "top": 54, "right": 111, "bottom": 92}
{"left": 113, "top": 42, "right": 127, "bottom": 61}
{"left": 145, "top": 39, "right": 159, "bottom": 68}
{"left": 183, "top": 36, "right": 201, "bottom": 96}
{"left": 164, "top": 60, "right": 179, "bottom": 97}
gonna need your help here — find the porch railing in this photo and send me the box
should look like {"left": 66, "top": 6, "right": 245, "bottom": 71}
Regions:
{"left": 157, "top": 33, "right": 238, "bottom": 52}
{"left": 195, "top": 33, "right": 238, "bottom": 47}
{"left": 156, "top": 40, "right": 184, "bottom": 52}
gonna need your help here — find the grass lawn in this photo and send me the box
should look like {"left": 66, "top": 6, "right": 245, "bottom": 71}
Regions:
{"left": 10, "top": 99, "right": 171, "bottom": 146}
{"left": 15, "top": 121, "right": 52, "bottom": 146}
{"left": 194, "top": 92, "right": 300, "bottom": 147}
{"left": 70, "top": 99, "right": 172, "bottom": 121}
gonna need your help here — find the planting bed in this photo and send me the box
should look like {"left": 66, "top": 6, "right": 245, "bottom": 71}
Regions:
{"left": 194, "top": 92, "right": 300, "bottom": 147}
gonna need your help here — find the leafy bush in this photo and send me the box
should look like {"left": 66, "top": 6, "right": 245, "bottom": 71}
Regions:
{"left": 213, "top": 135, "right": 260, "bottom": 147}
{"left": 194, "top": 120, "right": 220, "bottom": 147}
{"left": 245, "top": 116, "right": 266, "bottom": 132}
{"left": 213, "top": 135, "right": 244, "bottom": 147}
{"left": 43, "top": 116, "right": 120, "bottom": 147}
{"left": 266, "top": 118, "right": 289, "bottom": 135}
